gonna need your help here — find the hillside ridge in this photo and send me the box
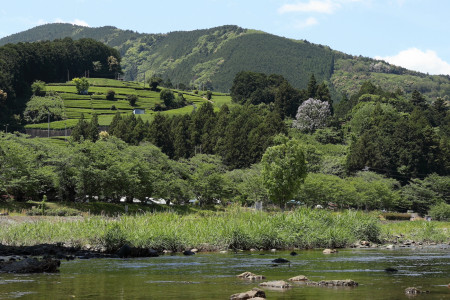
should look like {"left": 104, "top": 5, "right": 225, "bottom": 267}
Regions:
{"left": 1, "top": 23, "right": 450, "bottom": 99}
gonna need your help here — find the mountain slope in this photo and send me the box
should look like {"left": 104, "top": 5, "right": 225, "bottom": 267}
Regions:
{"left": 1, "top": 23, "right": 450, "bottom": 99}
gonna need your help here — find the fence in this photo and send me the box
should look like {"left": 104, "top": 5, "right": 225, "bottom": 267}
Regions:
{"left": 25, "top": 126, "right": 109, "bottom": 138}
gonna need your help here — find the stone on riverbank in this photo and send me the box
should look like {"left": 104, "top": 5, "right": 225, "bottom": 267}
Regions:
{"left": 230, "top": 288, "right": 266, "bottom": 300}
{"left": 288, "top": 275, "right": 308, "bottom": 281}
{"left": 0, "top": 258, "right": 60, "bottom": 273}
{"left": 323, "top": 249, "right": 338, "bottom": 254}
{"left": 259, "top": 280, "right": 291, "bottom": 289}
{"left": 237, "top": 271, "right": 265, "bottom": 280}
{"left": 405, "top": 287, "right": 429, "bottom": 294}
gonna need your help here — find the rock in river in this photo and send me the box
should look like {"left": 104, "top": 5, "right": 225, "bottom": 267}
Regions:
{"left": 405, "top": 287, "right": 429, "bottom": 294}
{"left": 259, "top": 280, "right": 291, "bottom": 289}
{"left": 230, "top": 288, "right": 266, "bottom": 299}
{"left": 323, "top": 249, "right": 338, "bottom": 254}
{"left": 272, "top": 258, "right": 290, "bottom": 264}
{"left": 288, "top": 275, "right": 309, "bottom": 281}
{"left": 237, "top": 271, "right": 265, "bottom": 280}
{"left": 0, "top": 258, "right": 60, "bottom": 273}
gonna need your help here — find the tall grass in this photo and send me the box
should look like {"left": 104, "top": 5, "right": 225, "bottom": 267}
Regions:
{"left": 0, "top": 208, "right": 382, "bottom": 251}
{"left": 380, "top": 220, "right": 450, "bottom": 243}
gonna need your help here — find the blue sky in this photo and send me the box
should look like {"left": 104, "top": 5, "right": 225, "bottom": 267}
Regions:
{"left": 1, "top": 0, "right": 449, "bottom": 75}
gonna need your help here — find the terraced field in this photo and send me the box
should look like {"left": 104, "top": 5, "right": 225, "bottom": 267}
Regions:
{"left": 25, "top": 78, "right": 232, "bottom": 129}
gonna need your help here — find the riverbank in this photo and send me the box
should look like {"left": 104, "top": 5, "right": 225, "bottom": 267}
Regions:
{"left": 0, "top": 208, "right": 448, "bottom": 257}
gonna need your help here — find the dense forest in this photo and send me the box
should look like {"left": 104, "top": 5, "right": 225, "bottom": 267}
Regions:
{"left": 0, "top": 38, "right": 121, "bottom": 130}
{"left": 3, "top": 70, "right": 447, "bottom": 216}
{"left": 0, "top": 26, "right": 449, "bottom": 219}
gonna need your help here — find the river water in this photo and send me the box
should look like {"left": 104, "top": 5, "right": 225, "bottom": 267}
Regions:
{"left": 0, "top": 246, "right": 449, "bottom": 299}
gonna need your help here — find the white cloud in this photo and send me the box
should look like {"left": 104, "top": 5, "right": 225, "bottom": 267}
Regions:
{"left": 375, "top": 48, "right": 450, "bottom": 75}
{"left": 294, "top": 17, "right": 319, "bottom": 28}
{"left": 278, "top": 0, "right": 364, "bottom": 14}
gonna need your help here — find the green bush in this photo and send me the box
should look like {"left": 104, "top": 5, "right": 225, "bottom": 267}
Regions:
{"left": 26, "top": 207, "right": 81, "bottom": 216}
{"left": 110, "top": 105, "right": 117, "bottom": 110}
{"left": 127, "top": 94, "right": 138, "bottom": 106}
{"left": 31, "top": 80, "right": 46, "bottom": 96}
{"left": 106, "top": 90, "right": 115, "bottom": 100}
{"left": 429, "top": 202, "right": 450, "bottom": 221}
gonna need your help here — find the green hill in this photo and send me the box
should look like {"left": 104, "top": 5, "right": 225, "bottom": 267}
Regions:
{"left": 1, "top": 23, "right": 450, "bottom": 100}
{"left": 24, "top": 78, "right": 228, "bottom": 129}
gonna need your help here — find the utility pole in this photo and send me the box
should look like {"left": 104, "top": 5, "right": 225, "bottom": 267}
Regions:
{"left": 48, "top": 113, "right": 50, "bottom": 138}
{"left": 4, "top": 124, "right": 8, "bottom": 133}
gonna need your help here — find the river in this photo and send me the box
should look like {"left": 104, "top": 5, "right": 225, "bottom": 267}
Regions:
{"left": 0, "top": 246, "right": 449, "bottom": 299}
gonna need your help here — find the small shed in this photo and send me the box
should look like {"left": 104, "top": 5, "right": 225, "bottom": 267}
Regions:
{"left": 133, "top": 108, "right": 145, "bottom": 115}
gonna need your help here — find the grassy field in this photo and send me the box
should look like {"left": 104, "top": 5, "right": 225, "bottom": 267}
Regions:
{"left": 25, "top": 78, "right": 233, "bottom": 129}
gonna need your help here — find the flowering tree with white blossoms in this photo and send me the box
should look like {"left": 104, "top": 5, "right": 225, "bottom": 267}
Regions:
{"left": 293, "top": 98, "right": 331, "bottom": 132}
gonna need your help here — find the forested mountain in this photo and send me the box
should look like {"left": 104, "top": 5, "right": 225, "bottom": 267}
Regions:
{"left": 4, "top": 23, "right": 449, "bottom": 100}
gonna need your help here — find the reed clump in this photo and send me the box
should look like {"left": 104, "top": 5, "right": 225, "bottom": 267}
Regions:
{"left": 0, "top": 207, "right": 385, "bottom": 251}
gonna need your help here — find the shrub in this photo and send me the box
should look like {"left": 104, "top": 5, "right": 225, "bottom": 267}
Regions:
{"left": 429, "top": 202, "right": 450, "bottom": 221}
{"left": 72, "top": 77, "right": 90, "bottom": 95}
{"left": 127, "top": 94, "right": 138, "bottom": 106}
{"left": 383, "top": 212, "right": 411, "bottom": 220}
{"left": 106, "top": 90, "right": 115, "bottom": 100}
{"left": 31, "top": 80, "right": 46, "bottom": 96}
{"left": 314, "top": 127, "right": 343, "bottom": 144}
{"left": 160, "top": 89, "right": 175, "bottom": 107}
{"left": 193, "top": 90, "right": 198, "bottom": 94}
{"left": 26, "top": 207, "right": 81, "bottom": 216}
{"left": 110, "top": 105, "right": 117, "bottom": 110}
{"left": 206, "top": 90, "right": 212, "bottom": 100}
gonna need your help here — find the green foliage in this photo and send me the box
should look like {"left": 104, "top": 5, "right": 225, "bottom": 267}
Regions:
{"left": 313, "top": 127, "right": 343, "bottom": 144}
{"left": 347, "top": 104, "right": 448, "bottom": 179}
{"left": 31, "top": 80, "right": 46, "bottom": 96}
{"left": 106, "top": 89, "right": 115, "bottom": 100}
{"left": 401, "top": 174, "right": 450, "bottom": 214}
{"left": 206, "top": 90, "right": 212, "bottom": 100}
{"left": 160, "top": 89, "right": 175, "bottom": 108}
{"left": 148, "top": 76, "right": 162, "bottom": 91}
{"left": 73, "top": 77, "right": 90, "bottom": 94}
{"left": 428, "top": 202, "right": 450, "bottom": 221}
{"left": 261, "top": 139, "right": 307, "bottom": 207}
{"left": 127, "top": 94, "right": 138, "bottom": 106}
{"left": 181, "top": 154, "right": 227, "bottom": 206}
{"left": 296, "top": 172, "right": 400, "bottom": 210}
{"left": 23, "top": 94, "right": 65, "bottom": 123}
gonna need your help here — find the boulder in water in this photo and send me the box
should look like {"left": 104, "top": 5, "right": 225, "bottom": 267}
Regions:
{"left": 230, "top": 288, "right": 266, "bottom": 299}
{"left": 288, "top": 275, "right": 308, "bottom": 281}
{"left": 0, "top": 258, "right": 60, "bottom": 273}
{"left": 237, "top": 271, "right": 265, "bottom": 280}
{"left": 323, "top": 249, "right": 338, "bottom": 254}
{"left": 272, "top": 258, "right": 290, "bottom": 264}
{"left": 259, "top": 280, "right": 291, "bottom": 289}
{"left": 117, "top": 244, "right": 131, "bottom": 258}
{"left": 405, "top": 287, "right": 429, "bottom": 294}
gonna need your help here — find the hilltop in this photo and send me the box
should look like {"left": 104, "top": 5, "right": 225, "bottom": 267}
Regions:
{"left": 2, "top": 23, "right": 450, "bottom": 99}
